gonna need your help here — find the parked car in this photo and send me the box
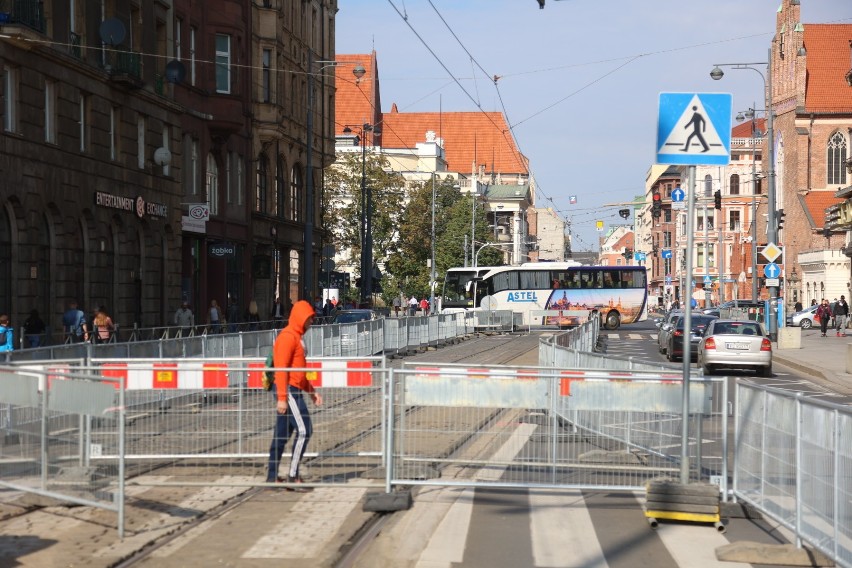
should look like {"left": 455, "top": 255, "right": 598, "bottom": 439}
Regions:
{"left": 331, "top": 309, "right": 380, "bottom": 350}
{"left": 697, "top": 319, "right": 772, "bottom": 377}
{"left": 331, "top": 309, "right": 379, "bottom": 324}
{"left": 666, "top": 314, "right": 718, "bottom": 362}
{"left": 786, "top": 302, "right": 836, "bottom": 329}
{"left": 656, "top": 310, "right": 683, "bottom": 355}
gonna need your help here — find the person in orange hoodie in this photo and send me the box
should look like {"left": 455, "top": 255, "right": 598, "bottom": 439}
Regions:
{"left": 266, "top": 299, "right": 323, "bottom": 489}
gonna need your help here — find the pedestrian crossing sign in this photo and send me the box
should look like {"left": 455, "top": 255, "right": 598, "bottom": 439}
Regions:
{"left": 656, "top": 93, "right": 732, "bottom": 166}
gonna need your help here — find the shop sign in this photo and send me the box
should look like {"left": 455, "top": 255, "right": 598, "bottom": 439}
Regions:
{"left": 182, "top": 215, "right": 206, "bottom": 234}
{"left": 95, "top": 191, "right": 169, "bottom": 220}
{"left": 209, "top": 243, "right": 236, "bottom": 258}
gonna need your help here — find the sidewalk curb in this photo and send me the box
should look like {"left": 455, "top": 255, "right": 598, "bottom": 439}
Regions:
{"left": 773, "top": 348, "right": 852, "bottom": 396}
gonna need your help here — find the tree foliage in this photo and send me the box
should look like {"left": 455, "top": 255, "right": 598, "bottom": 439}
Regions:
{"left": 323, "top": 152, "right": 405, "bottom": 281}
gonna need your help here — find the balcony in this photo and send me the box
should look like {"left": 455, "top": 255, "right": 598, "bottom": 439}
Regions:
{"left": 104, "top": 48, "right": 143, "bottom": 89}
{"left": 0, "top": 0, "right": 45, "bottom": 34}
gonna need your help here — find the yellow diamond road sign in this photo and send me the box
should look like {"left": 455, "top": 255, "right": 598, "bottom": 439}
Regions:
{"left": 761, "top": 242, "right": 782, "bottom": 263}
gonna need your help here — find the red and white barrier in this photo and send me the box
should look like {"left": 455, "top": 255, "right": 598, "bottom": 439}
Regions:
{"left": 97, "top": 359, "right": 376, "bottom": 390}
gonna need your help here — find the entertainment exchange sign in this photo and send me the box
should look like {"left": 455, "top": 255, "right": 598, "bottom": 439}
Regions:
{"left": 95, "top": 191, "right": 169, "bottom": 220}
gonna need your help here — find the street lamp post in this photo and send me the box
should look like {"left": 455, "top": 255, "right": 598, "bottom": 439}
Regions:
{"left": 711, "top": 50, "right": 779, "bottom": 338}
{"left": 304, "top": 57, "right": 365, "bottom": 300}
{"left": 736, "top": 105, "right": 764, "bottom": 301}
{"left": 430, "top": 173, "right": 436, "bottom": 315}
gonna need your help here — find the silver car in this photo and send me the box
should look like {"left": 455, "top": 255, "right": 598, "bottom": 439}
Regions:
{"left": 696, "top": 319, "right": 772, "bottom": 377}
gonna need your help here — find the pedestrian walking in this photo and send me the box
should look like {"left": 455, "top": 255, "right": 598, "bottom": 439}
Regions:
{"left": 392, "top": 296, "right": 401, "bottom": 317}
{"left": 419, "top": 297, "right": 430, "bottom": 315}
{"left": 794, "top": 300, "right": 803, "bottom": 313}
{"left": 174, "top": 301, "right": 195, "bottom": 335}
{"left": 0, "top": 314, "right": 14, "bottom": 352}
{"left": 227, "top": 297, "right": 240, "bottom": 333}
{"left": 833, "top": 295, "right": 849, "bottom": 337}
{"left": 816, "top": 299, "right": 833, "bottom": 337}
{"left": 62, "top": 301, "right": 88, "bottom": 343}
{"left": 208, "top": 299, "right": 222, "bottom": 334}
{"left": 246, "top": 299, "right": 261, "bottom": 331}
{"left": 93, "top": 307, "right": 115, "bottom": 343}
{"left": 266, "top": 300, "right": 322, "bottom": 490}
{"left": 408, "top": 295, "right": 418, "bottom": 316}
{"left": 271, "top": 297, "right": 285, "bottom": 329}
{"left": 23, "top": 309, "right": 46, "bottom": 348}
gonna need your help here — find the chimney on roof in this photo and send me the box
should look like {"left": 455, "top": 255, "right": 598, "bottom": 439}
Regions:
{"left": 390, "top": 103, "right": 399, "bottom": 113}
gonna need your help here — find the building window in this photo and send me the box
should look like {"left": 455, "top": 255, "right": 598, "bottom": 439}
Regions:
{"left": 729, "top": 173, "right": 739, "bottom": 195}
{"left": 236, "top": 154, "right": 244, "bottom": 205}
{"left": 110, "top": 106, "right": 119, "bottom": 160}
{"left": 190, "top": 27, "right": 197, "bottom": 86}
{"left": 161, "top": 125, "right": 170, "bottom": 176}
{"left": 4, "top": 66, "right": 18, "bottom": 133}
{"left": 663, "top": 231, "right": 672, "bottom": 248}
{"left": 79, "top": 94, "right": 89, "bottom": 152}
{"left": 262, "top": 49, "right": 271, "bottom": 103}
{"left": 664, "top": 208, "right": 671, "bottom": 223}
{"left": 755, "top": 177, "right": 762, "bottom": 195}
{"left": 290, "top": 165, "right": 302, "bottom": 221}
{"left": 276, "top": 155, "right": 285, "bottom": 217}
{"left": 44, "top": 80, "right": 56, "bottom": 144}
{"left": 729, "top": 210, "right": 741, "bottom": 232}
{"left": 137, "top": 115, "right": 146, "bottom": 169}
{"left": 184, "top": 135, "right": 199, "bottom": 196}
{"left": 226, "top": 151, "right": 233, "bottom": 204}
{"left": 827, "top": 131, "right": 848, "bottom": 186}
{"left": 256, "top": 154, "right": 268, "bottom": 213}
{"left": 215, "top": 34, "right": 231, "bottom": 94}
{"left": 206, "top": 153, "right": 219, "bottom": 215}
{"left": 175, "top": 17, "right": 182, "bottom": 60}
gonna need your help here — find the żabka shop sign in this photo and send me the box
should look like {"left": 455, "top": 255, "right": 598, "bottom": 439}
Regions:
{"left": 209, "top": 243, "right": 236, "bottom": 259}
{"left": 95, "top": 192, "right": 169, "bottom": 220}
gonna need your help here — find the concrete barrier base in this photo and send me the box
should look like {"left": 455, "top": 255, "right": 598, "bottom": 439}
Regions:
{"left": 716, "top": 541, "right": 833, "bottom": 566}
{"left": 777, "top": 326, "right": 802, "bottom": 350}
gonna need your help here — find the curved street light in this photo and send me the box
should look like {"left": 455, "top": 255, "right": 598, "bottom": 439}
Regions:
{"left": 710, "top": 52, "right": 779, "bottom": 338}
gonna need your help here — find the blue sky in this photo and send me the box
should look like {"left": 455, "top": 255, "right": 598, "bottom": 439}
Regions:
{"left": 336, "top": 0, "right": 852, "bottom": 253}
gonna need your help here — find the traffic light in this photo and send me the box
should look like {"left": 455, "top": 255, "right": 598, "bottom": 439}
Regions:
{"left": 776, "top": 208, "right": 785, "bottom": 231}
{"left": 622, "top": 248, "right": 633, "bottom": 261}
{"left": 714, "top": 190, "right": 722, "bottom": 210}
{"left": 652, "top": 192, "right": 661, "bottom": 218}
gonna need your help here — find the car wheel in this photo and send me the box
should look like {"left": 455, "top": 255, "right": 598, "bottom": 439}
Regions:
{"left": 605, "top": 311, "right": 621, "bottom": 330}
{"left": 760, "top": 364, "right": 772, "bottom": 378}
{"left": 800, "top": 318, "right": 812, "bottom": 329}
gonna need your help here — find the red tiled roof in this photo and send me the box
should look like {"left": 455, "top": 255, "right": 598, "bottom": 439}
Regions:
{"left": 335, "top": 53, "right": 382, "bottom": 145}
{"left": 802, "top": 191, "right": 843, "bottom": 228}
{"left": 612, "top": 232, "right": 634, "bottom": 250}
{"left": 731, "top": 118, "right": 766, "bottom": 138}
{"left": 380, "top": 110, "right": 529, "bottom": 175}
{"left": 803, "top": 24, "right": 852, "bottom": 113}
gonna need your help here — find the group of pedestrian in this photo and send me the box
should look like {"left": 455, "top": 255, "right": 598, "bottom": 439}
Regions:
{"left": 816, "top": 295, "right": 849, "bottom": 337}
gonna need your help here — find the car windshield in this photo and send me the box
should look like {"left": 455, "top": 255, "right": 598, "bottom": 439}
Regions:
{"left": 712, "top": 322, "right": 763, "bottom": 336}
{"left": 332, "top": 312, "right": 372, "bottom": 324}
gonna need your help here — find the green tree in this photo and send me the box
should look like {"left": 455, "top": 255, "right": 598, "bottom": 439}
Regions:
{"left": 323, "top": 153, "right": 405, "bottom": 301}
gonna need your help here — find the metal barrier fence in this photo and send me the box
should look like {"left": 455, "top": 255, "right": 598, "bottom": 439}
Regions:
{"left": 735, "top": 381, "right": 852, "bottom": 568}
{"left": 0, "top": 365, "right": 126, "bottom": 537}
{"left": 3, "top": 312, "right": 478, "bottom": 364}
{"left": 387, "top": 364, "right": 727, "bottom": 492}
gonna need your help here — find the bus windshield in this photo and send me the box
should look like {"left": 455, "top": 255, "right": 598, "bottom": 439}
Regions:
{"left": 442, "top": 269, "right": 479, "bottom": 307}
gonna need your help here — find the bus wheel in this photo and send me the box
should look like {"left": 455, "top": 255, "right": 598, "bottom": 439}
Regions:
{"left": 605, "top": 311, "right": 621, "bottom": 330}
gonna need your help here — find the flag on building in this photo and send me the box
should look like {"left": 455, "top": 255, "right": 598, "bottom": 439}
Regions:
{"left": 569, "top": 195, "right": 577, "bottom": 204}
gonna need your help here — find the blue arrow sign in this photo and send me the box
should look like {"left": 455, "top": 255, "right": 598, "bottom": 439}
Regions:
{"left": 657, "top": 93, "right": 732, "bottom": 166}
{"left": 665, "top": 275, "right": 672, "bottom": 285}
{"left": 671, "top": 187, "right": 685, "bottom": 202}
{"left": 661, "top": 249, "right": 673, "bottom": 259}
{"left": 763, "top": 263, "right": 780, "bottom": 278}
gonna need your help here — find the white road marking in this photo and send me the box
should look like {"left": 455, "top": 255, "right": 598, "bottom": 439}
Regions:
{"left": 242, "top": 487, "right": 365, "bottom": 558}
{"left": 416, "top": 423, "right": 538, "bottom": 568}
{"left": 530, "top": 490, "right": 609, "bottom": 568}
{"left": 656, "top": 521, "right": 753, "bottom": 567}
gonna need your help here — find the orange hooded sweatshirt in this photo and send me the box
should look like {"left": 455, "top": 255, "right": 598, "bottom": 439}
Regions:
{"left": 273, "top": 300, "right": 315, "bottom": 402}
